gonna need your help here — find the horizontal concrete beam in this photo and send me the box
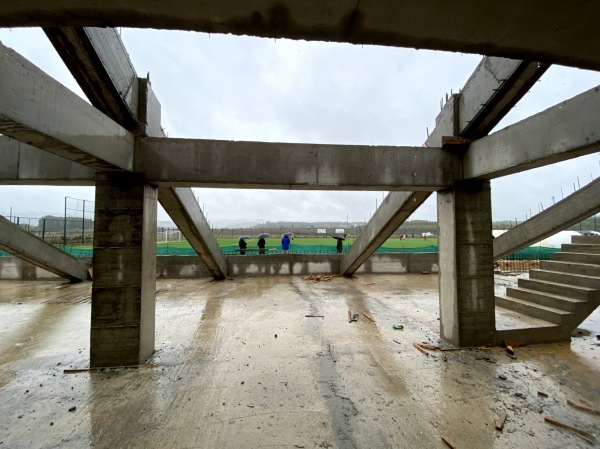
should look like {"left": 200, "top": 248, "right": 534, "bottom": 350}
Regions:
{"left": 494, "top": 177, "right": 600, "bottom": 260}
{"left": 0, "top": 215, "right": 88, "bottom": 281}
{"left": 0, "top": 137, "right": 96, "bottom": 185}
{"left": 137, "top": 138, "right": 458, "bottom": 190}
{"left": 0, "top": 42, "right": 134, "bottom": 171}
{"left": 341, "top": 192, "right": 432, "bottom": 276}
{"left": 158, "top": 187, "right": 227, "bottom": 279}
{"left": 1, "top": 2, "right": 600, "bottom": 71}
{"left": 464, "top": 85, "right": 600, "bottom": 179}
{"left": 44, "top": 27, "right": 140, "bottom": 130}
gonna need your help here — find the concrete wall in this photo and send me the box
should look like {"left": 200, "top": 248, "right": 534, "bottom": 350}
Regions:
{"left": 0, "top": 253, "right": 439, "bottom": 280}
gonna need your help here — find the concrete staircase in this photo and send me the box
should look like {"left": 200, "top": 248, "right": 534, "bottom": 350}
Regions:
{"left": 495, "top": 235, "right": 600, "bottom": 344}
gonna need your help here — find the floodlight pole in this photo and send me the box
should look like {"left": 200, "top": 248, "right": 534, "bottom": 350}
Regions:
{"left": 63, "top": 196, "right": 68, "bottom": 248}
{"left": 82, "top": 200, "right": 86, "bottom": 244}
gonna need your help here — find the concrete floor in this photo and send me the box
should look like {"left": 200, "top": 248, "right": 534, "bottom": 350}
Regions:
{"left": 0, "top": 274, "right": 598, "bottom": 449}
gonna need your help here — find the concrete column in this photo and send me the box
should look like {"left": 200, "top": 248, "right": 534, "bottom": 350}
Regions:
{"left": 91, "top": 173, "right": 157, "bottom": 367}
{"left": 437, "top": 180, "right": 495, "bottom": 346}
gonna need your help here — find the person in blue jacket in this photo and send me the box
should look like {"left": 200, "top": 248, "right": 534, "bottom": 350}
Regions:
{"left": 281, "top": 234, "right": 291, "bottom": 254}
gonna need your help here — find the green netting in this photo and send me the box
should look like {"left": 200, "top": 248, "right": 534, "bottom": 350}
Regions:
{"left": 501, "top": 246, "right": 560, "bottom": 260}
{"left": 0, "top": 244, "right": 561, "bottom": 259}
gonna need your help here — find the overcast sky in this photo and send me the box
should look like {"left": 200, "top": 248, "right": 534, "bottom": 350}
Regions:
{"left": 1, "top": 27, "right": 599, "bottom": 227}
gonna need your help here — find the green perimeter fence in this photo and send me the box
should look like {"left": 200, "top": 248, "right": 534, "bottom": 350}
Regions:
{"left": 0, "top": 244, "right": 560, "bottom": 260}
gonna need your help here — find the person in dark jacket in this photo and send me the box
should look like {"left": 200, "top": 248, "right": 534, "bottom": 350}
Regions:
{"left": 333, "top": 235, "right": 346, "bottom": 254}
{"left": 239, "top": 238, "right": 247, "bottom": 255}
{"left": 258, "top": 237, "right": 266, "bottom": 254}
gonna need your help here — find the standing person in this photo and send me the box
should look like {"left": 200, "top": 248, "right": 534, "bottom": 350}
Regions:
{"left": 257, "top": 237, "right": 266, "bottom": 255}
{"left": 239, "top": 238, "right": 247, "bottom": 255}
{"left": 281, "top": 234, "right": 291, "bottom": 254}
{"left": 333, "top": 235, "right": 346, "bottom": 254}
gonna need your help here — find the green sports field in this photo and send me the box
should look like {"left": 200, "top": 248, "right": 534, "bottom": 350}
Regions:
{"left": 52, "top": 236, "right": 439, "bottom": 257}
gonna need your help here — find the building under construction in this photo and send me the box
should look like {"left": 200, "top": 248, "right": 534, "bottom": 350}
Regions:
{"left": 0, "top": 2, "right": 599, "bottom": 448}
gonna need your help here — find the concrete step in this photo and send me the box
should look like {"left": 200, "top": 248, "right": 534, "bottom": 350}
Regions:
{"left": 505, "top": 286, "right": 586, "bottom": 312}
{"left": 540, "top": 260, "right": 600, "bottom": 277}
{"left": 495, "top": 295, "right": 574, "bottom": 325}
{"left": 529, "top": 268, "right": 600, "bottom": 289}
{"left": 495, "top": 325, "right": 571, "bottom": 344}
{"left": 552, "top": 252, "right": 600, "bottom": 265}
{"left": 572, "top": 235, "right": 600, "bottom": 244}
{"left": 518, "top": 278, "right": 595, "bottom": 301}
{"left": 560, "top": 243, "right": 600, "bottom": 254}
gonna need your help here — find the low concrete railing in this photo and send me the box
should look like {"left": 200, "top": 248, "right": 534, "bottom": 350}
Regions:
{"left": 0, "top": 253, "right": 439, "bottom": 280}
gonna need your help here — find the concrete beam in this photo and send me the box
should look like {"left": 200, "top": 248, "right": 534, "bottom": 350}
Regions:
{"left": 341, "top": 192, "right": 431, "bottom": 276}
{"left": 0, "top": 136, "right": 95, "bottom": 186}
{"left": 43, "top": 27, "right": 231, "bottom": 281}
{"left": 0, "top": 42, "right": 134, "bottom": 171}
{"left": 1, "top": 2, "right": 600, "bottom": 71}
{"left": 458, "top": 58, "right": 549, "bottom": 138}
{"left": 0, "top": 137, "right": 456, "bottom": 189}
{"left": 137, "top": 138, "right": 457, "bottom": 190}
{"left": 158, "top": 188, "right": 227, "bottom": 279}
{"left": 342, "top": 57, "right": 545, "bottom": 274}
{"left": 0, "top": 215, "right": 88, "bottom": 281}
{"left": 44, "top": 27, "right": 140, "bottom": 130}
{"left": 494, "top": 178, "right": 600, "bottom": 260}
{"left": 464, "top": 85, "right": 600, "bottom": 180}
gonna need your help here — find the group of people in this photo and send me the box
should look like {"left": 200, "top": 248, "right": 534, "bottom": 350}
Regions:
{"left": 238, "top": 234, "right": 347, "bottom": 254}
{"left": 238, "top": 237, "right": 267, "bottom": 255}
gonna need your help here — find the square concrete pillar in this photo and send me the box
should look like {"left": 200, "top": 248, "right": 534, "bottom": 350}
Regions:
{"left": 91, "top": 173, "right": 157, "bottom": 367}
{"left": 437, "top": 180, "right": 495, "bottom": 346}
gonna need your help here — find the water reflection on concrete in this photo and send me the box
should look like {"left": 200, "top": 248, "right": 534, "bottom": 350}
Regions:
{"left": 0, "top": 276, "right": 598, "bottom": 448}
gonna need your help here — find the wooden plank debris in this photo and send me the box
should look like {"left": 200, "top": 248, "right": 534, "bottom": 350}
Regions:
{"left": 441, "top": 436, "right": 457, "bottom": 449}
{"left": 305, "top": 314, "right": 324, "bottom": 318}
{"left": 362, "top": 312, "right": 376, "bottom": 322}
{"left": 441, "top": 136, "right": 477, "bottom": 147}
{"left": 567, "top": 399, "right": 600, "bottom": 415}
{"left": 495, "top": 413, "right": 507, "bottom": 431}
{"left": 301, "top": 274, "right": 340, "bottom": 282}
{"left": 348, "top": 310, "right": 352, "bottom": 323}
{"left": 544, "top": 416, "right": 594, "bottom": 444}
{"left": 413, "top": 342, "right": 429, "bottom": 356}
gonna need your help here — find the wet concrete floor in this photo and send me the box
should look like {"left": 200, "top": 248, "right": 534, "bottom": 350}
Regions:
{"left": 0, "top": 274, "right": 598, "bottom": 448}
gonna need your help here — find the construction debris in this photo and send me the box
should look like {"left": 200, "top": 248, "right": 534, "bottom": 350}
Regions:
{"left": 544, "top": 416, "right": 594, "bottom": 444}
{"left": 441, "top": 436, "right": 456, "bottom": 449}
{"left": 362, "top": 312, "right": 375, "bottom": 322}
{"left": 567, "top": 399, "right": 600, "bottom": 415}
{"left": 301, "top": 274, "right": 340, "bottom": 282}
{"left": 495, "top": 412, "right": 507, "bottom": 431}
{"left": 413, "top": 342, "right": 429, "bottom": 356}
{"left": 304, "top": 314, "right": 324, "bottom": 318}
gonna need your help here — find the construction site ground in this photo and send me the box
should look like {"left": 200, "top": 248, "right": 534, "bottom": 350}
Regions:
{"left": 0, "top": 274, "right": 598, "bottom": 448}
